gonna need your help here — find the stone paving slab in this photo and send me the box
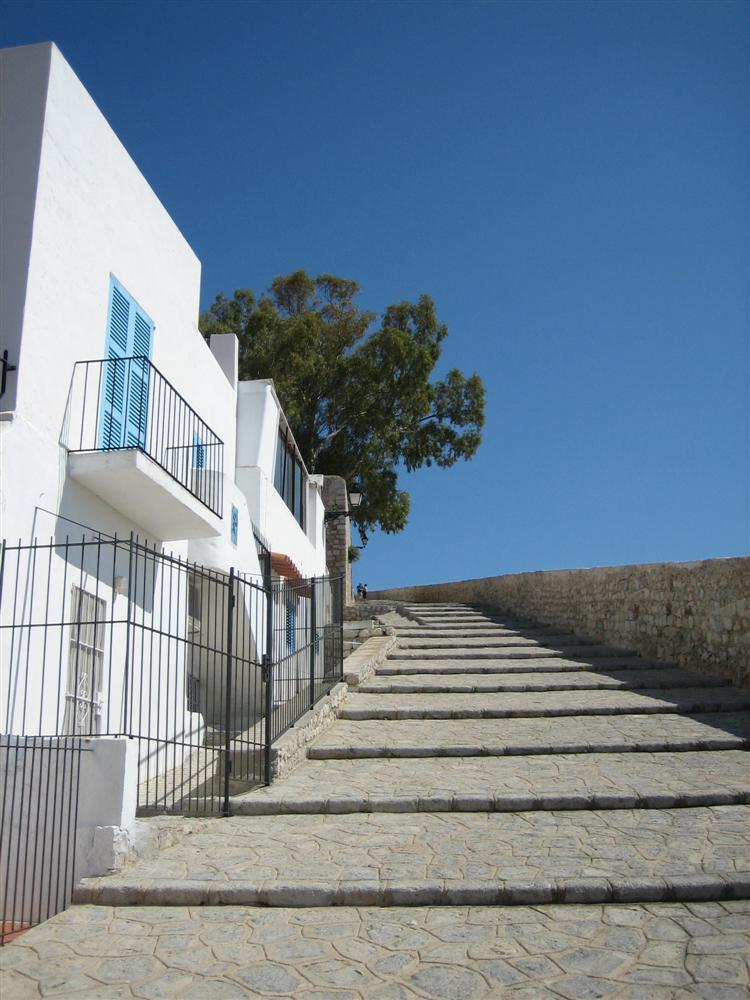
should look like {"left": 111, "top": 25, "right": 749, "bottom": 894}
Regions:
{"left": 228, "top": 750, "right": 750, "bottom": 815}
{"left": 396, "top": 636, "right": 593, "bottom": 649}
{"left": 380, "top": 656, "right": 676, "bottom": 673}
{"left": 309, "top": 711, "right": 750, "bottom": 758}
{"left": 339, "top": 687, "right": 750, "bottom": 720}
{"left": 73, "top": 806, "right": 750, "bottom": 907}
{"left": 392, "top": 648, "right": 639, "bottom": 660}
{"left": 394, "top": 626, "right": 571, "bottom": 637}
{"left": 359, "top": 669, "right": 721, "bottom": 694}
{"left": 6, "top": 901, "right": 749, "bottom": 1000}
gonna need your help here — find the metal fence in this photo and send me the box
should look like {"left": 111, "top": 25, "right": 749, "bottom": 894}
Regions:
{"left": 0, "top": 533, "right": 344, "bottom": 941}
{"left": 0, "top": 736, "right": 83, "bottom": 944}
{"left": 67, "top": 357, "right": 224, "bottom": 516}
{"left": 1, "top": 534, "right": 344, "bottom": 812}
{"left": 270, "top": 575, "right": 344, "bottom": 741}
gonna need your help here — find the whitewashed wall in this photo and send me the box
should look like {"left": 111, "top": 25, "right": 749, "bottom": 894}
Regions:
{"left": 236, "top": 380, "right": 327, "bottom": 579}
{"left": 0, "top": 44, "right": 330, "bottom": 830}
{"left": 0, "top": 42, "right": 236, "bottom": 547}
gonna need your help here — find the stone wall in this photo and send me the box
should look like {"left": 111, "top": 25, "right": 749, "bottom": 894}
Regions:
{"left": 372, "top": 557, "right": 750, "bottom": 688}
{"left": 322, "top": 476, "right": 351, "bottom": 602}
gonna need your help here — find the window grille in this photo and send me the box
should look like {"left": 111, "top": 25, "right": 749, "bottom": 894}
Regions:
{"left": 64, "top": 586, "right": 106, "bottom": 736}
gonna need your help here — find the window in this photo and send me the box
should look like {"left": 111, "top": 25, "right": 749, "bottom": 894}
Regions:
{"left": 274, "top": 427, "right": 306, "bottom": 531}
{"left": 100, "top": 277, "right": 153, "bottom": 450}
{"left": 186, "top": 674, "right": 200, "bottom": 713}
{"left": 231, "top": 505, "right": 239, "bottom": 545}
{"left": 64, "top": 587, "right": 106, "bottom": 735}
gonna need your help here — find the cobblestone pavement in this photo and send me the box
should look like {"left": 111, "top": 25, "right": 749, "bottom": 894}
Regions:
{"left": 3, "top": 902, "right": 749, "bottom": 999}
{"left": 393, "top": 645, "right": 634, "bottom": 659}
{"left": 396, "top": 636, "right": 599, "bottom": 648}
{"left": 359, "top": 668, "right": 723, "bottom": 692}
{"left": 231, "top": 751, "right": 750, "bottom": 814}
{"left": 339, "top": 687, "right": 750, "bottom": 720}
{"left": 74, "top": 805, "right": 750, "bottom": 907}
{"left": 379, "top": 656, "right": 677, "bottom": 672}
{"left": 3, "top": 602, "right": 749, "bottom": 997}
{"left": 309, "top": 711, "right": 750, "bottom": 756}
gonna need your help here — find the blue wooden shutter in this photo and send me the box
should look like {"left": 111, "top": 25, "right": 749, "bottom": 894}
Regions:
{"left": 192, "top": 432, "right": 206, "bottom": 469}
{"left": 101, "top": 283, "right": 130, "bottom": 448}
{"left": 100, "top": 279, "right": 153, "bottom": 450}
{"left": 286, "top": 603, "right": 297, "bottom": 652}
{"left": 125, "top": 310, "right": 152, "bottom": 448}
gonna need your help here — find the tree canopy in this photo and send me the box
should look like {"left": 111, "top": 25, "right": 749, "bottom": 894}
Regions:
{"left": 200, "top": 271, "right": 485, "bottom": 536}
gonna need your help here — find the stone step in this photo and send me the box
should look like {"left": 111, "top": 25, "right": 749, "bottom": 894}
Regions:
{"left": 378, "top": 656, "right": 675, "bottom": 674}
{"left": 9, "top": 900, "right": 750, "bottom": 1000}
{"left": 391, "top": 647, "right": 636, "bottom": 660}
{"left": 410, "top": 614, "right": 507, "bottom": 622}
{"left": 308, "top": 711, "right": 750, "bottom": 758}
{"left": 229, "top": 750, "right": 750, "bottom": 815}
{"left": 358, "top": 668, "right": 723, "bottom": 694}
{"left": 74, "top": 806, "right": 750, "bottom": 907}
{"left": 338, "top": 687, "right": 750, "bottom": 720}
{"left": 396, "top": 636, "right": 599, "bottom": 649}
{"left": 408, "top": 611, "right": 531, "bottom": 621}
{"left": 394, "top": 627, "right": 571, "bottom": 637}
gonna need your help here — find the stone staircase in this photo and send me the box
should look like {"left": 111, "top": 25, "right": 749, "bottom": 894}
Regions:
{"left": 5, "top": 603, "right": 750, "bottom": 998}
{"left": 342, "top": 617, "right": 390, "bottom": 658}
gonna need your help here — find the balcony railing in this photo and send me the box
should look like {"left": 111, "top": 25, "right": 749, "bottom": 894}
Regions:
{"left": 67, "top": 356, "right": 224, "bottom": 517}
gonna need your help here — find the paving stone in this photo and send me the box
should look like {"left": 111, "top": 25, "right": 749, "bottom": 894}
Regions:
{"left": 378, "top": 656, "right": 672, "bottom": 673}
{"left": 309, "top": 711, "right": 750, "bottom": 757}
{"left": 339, "top": 687, "right": 750, "bottom": 719}
{"left": 229, "top": 750, "right": 750, "bottom": 814}
{"left": 391, "top": 647, "right": 634, "bottom": 660}
{"left": 73, "top": 806, "right": 750, "bottom": 905}
{"left": 359, "top": 667, "right": 718, "bottom": 693}
{"left": 6, "top": 603, "right": 749, "bottom": 998}
{"left": 232, "top": 961, "right": 304, "bottom": 993}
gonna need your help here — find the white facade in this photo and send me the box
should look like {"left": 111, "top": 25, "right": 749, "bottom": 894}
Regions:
{"left": 0, "top": 43, "right": 330, "bottom": 856}
{"left": 0, "top": 41, "right": 326, "bottom": 576}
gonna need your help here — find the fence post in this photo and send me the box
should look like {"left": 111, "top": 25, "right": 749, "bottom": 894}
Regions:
{"left": 122, "top": 533, "right": 135, "bottom": 737}
{"left": 338, "top": 576, "right": 344, "bottom": 681}
{"left": 309, "top": 578, "right": 317, "bottom": 709}
{"left": 223, "top": 568, "right": 235, "bottom": 816}
{"left": 263, "top": 574, "right": 274, "bottom": 785}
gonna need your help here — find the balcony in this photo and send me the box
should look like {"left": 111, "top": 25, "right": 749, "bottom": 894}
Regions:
{"left": 66, "top": 357, "right": 224, "bottom": 540}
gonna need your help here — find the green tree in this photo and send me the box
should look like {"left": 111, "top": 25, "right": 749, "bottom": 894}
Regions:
{"left": 200, "top": 271, "right": 485, "bottom": 535}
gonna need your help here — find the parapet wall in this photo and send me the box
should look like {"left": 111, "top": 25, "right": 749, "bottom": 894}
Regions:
{"left": 372, "top": 558, "right": 750, "bottom": 688}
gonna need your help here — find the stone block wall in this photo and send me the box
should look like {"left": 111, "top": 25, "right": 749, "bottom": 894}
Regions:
{"left": 322, "top": 476, "right": 351, "bottom": 602}
{"left": 372, "top": 557, "right": 750, "bottom": 688}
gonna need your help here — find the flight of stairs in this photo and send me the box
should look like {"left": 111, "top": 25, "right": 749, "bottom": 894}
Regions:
{"left": 77, "top": 602, "right": 750, "bottom": 907}
{"left": 7, "top": 603, "right": 749, "bottom": 999}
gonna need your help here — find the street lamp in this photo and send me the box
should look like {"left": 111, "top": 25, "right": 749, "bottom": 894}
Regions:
{"left": 324, "top": 482, "right": 363, "bottom": 522}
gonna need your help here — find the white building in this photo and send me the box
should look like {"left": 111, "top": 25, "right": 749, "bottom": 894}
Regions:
{"left": 0, "top": 42, "right": 340, "bottom": 867}
{"left": 1, "top": 41, "right": 326, "bottom": 576}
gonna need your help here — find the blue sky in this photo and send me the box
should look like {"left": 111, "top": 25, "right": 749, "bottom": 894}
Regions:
{"left": 2, "top": 0, "right": 748, "bottom": 588}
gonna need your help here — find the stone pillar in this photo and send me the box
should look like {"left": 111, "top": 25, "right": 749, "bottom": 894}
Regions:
{"left": 322, "top": 475, "right": 352, "bottom": 603}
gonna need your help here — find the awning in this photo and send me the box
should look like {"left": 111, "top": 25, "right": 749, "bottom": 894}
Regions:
{"left": 271, "top": 551, "right": 304, "bottom": 582}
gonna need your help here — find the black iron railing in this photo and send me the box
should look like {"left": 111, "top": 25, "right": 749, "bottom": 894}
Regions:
{"left": 268, "top": 575, "right": 344, "bottom": 742}
{"left": 0, "top": 736, "right": 83, "bottom": 944}
{"left": 0, "top": 530, "right": 345, "bottom": 941}
{"left": 67, "top": 357, "right": 224, "bottom": 517}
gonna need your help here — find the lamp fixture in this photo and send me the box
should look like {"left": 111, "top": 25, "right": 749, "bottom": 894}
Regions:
{"left": 324, "top": 481, "right": 363, "bottom": 522}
